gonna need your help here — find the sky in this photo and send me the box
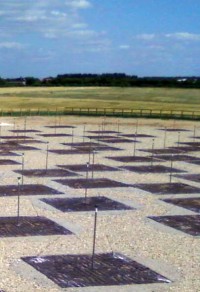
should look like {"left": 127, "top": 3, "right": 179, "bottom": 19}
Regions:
{"left": 0, "top": 0, "right": 200, "bottom": 78}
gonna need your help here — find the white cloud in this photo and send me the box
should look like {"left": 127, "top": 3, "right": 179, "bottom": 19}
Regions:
{"left": 72, "top": 37, "right": 112, "bottom": 53}
{"left": 165, "top": 32, "right": 200, "bottom": 41}
{"left": 15, "top": 14, "right": 47, "bottom": 22}
{"left": 119, "top": 45, "right": 130, "bottom": 50}
{"left": 72, "top": 23, "right": 88, "bottom": 29}
{"left": 67, "top": 29, "right": 97, "bottom": 37}
{"left": 31, "top": 49, "right": 55, "bottom": 62}
{"left": 135, "top": 32, "right": 200, "bottom": 43}
{"left": 65, "top": 0, "right": 91, "bottom": 9}
{"left": 135, "top": 34, "right": 156, "bottom": 40}
{"left": 0, "top": 1, "right": 92, "bottom": 35}
{"left": 0, "top": 10, "right": 9, "bottom": 16}
{"left": 51, "top": 10, "right": 67, "bottom": 17}
{"left": 0, "top": 0, "right": 104, "bottom": 48}
{"left": 0, "top": 42, "right": 24, "bottom": 49}
{"left": 147, "top": 44, "right": 165, "bottom": 50}
{"left": 126, "top": 31, "right": 200, "bottom": 75}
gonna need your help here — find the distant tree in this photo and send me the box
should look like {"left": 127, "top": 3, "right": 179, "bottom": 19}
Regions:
{"left": 0, "top": 77, "right": 6, "bottom": 86}
{"left": 25, "top": 77, "right": 41, "bottom": 86}
{"left": 0, "top": 73, "right": 199, "bottom": 88}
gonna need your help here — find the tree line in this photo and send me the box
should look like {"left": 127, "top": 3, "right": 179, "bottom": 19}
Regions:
{"left": 0, "top": 74, "right": 200, "bottom": 88}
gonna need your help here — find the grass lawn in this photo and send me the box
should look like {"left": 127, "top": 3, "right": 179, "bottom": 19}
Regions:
{"left": 0, "top": 86, "right": 200, "bottom": 112}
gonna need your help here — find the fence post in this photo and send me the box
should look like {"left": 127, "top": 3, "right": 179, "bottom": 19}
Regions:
{"left": 131, "top": 109, "right": 133, "bottom": 117}
{"left": 192, "top": 111, "right": 194, "bottom": 119}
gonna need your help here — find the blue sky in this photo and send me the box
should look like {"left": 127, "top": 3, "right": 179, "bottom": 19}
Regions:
{"left": 0, "top": 0, "right": 200, "bottom": 77}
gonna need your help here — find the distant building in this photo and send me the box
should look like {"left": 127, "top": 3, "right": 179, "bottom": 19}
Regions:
{"left": 177, "top": 78, "right": 187, "bottom": 82}
{"left": 42, "top": 77, "right": 54, "bottom": 84}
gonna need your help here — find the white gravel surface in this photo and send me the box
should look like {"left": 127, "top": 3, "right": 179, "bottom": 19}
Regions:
{"left": 0, "top": 116, "right": 199, "bottom": 292}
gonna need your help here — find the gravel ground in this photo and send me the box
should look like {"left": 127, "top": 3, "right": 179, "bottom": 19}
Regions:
{"left": 0, "top": 115, "right": 199, "bottom": 292}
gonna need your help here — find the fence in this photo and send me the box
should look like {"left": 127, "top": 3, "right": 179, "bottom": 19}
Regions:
{"left": 1, "top": 107, "right": 200, "bottom": 120}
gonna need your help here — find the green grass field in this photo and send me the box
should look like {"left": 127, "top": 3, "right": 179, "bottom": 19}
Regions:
{"left": 0, "top": 86, "right": 200, "bottom": 112}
